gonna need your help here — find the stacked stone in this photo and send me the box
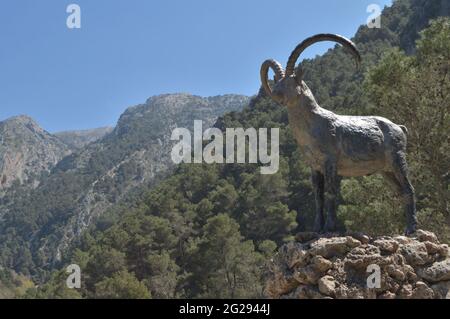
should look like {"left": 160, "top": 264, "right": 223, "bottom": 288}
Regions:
{"left": 265, "top": 230, "right": 450, "bottom": 299}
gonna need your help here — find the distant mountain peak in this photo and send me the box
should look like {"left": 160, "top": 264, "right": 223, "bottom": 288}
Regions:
{"left": 0, "top": 115, "right": 70, "bottom": 192}
{"left": 116, "top": 93, "right": 250, "bottom": 139}
{"left": 4, "top": 114, "right": 35, "bottom": 122}
{"left": 1, "top": 114, "right": 42, "bottom": 131}
{"left": 55, "top": 126, "right": 114, "bottom": 150}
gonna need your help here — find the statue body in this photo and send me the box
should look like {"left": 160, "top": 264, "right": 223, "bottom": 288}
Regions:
{"left": 261, "top": 34, "right": 417, "bottom": 235}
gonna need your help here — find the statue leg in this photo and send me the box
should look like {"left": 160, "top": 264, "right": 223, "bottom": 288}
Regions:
{"left": 382, "top": 172, "right": 402, "bottom": 194}
{"left": 391, "top": 153, "right": 417, "bottom": 235}
{"left": 312, "top": 170, "right": 325, "bottom": 232}
{"left": 324, "top": 160, "right": 339, "bottom": 232}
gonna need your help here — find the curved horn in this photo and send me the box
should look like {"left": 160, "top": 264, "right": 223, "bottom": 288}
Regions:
{"left": 260, "top": 59, "right": 285, "bottom": 96}
{"left": 285, "top": 34, "right": 361, "bottom": 77}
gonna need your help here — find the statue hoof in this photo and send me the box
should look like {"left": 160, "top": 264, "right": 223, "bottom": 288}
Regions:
{"left": 313, "top": 221, "right": 325, "bottom": 233}
{"left": 324, "top": 221, "right": 337, "bottom": 233}
{"left": 405, "top": 227, "right": 417, "bottom": 237}
{"left": 314, "top": 226, "right": 324, "bottom": 234}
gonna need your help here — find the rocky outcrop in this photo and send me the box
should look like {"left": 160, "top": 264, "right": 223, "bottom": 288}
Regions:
{"left": 0, "top": 115, "right": 70, "bottom": 193}
{"left": 265, "top": 230, "right": 450, "bottom": 299}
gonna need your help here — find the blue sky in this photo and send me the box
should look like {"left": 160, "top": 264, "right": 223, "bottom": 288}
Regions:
{"left": 0, "top": 0, "right": 392, "bottom": 132}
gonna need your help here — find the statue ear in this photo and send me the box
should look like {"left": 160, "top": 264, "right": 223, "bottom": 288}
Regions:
{"left": 294, "top": 67, "right": 304, "bottom": 85}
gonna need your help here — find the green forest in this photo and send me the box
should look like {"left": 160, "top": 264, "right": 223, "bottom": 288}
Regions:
{"left": 0, "top": 0, "right": 448, "bottom": 299}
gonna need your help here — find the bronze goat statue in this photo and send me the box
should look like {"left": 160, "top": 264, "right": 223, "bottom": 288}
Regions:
{"left": 260, "top": 34, "right": 417, "bottom": 235}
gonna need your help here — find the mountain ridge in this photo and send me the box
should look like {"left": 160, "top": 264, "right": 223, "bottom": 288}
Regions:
{"left": 55, "top": 127, "right": 114, "bottom": 150}
{"left": 0, "top": 93, "right": 250, "bottom": 277}
{"left": 0, "top": 115, "right": 70, "bottom": 194}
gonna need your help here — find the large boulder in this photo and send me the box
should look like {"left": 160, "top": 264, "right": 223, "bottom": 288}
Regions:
{"left": 420, "top": 259, "right": 450, "bottom": 282}
{"left": 265, "top": 230, "right": 450, "bottom": 299}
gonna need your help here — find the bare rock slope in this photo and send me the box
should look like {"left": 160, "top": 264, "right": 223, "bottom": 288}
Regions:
{"left": 266, "top": 230, "right": 450, "bottom": 299}
{"left": 0, "top": 115, "right": 70, "bottom": 193}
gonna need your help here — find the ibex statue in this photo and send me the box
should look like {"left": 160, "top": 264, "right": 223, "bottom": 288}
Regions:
{"left": 260, "top": 34, "right": 417, "bottom": 235}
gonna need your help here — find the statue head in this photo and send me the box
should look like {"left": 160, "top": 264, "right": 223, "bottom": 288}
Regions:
{"left": 260, "top": 34, "right": 362, "bottom": 106}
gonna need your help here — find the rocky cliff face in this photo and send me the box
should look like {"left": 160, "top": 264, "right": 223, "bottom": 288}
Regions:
{"left": 0, "top": 115, "right": 70, "bottom": 193}
{"left": 55, "top": 127, "right": 113, "bottom": 150}
{"left": 266, "top": 230, "right": 450, "bottom": 299}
